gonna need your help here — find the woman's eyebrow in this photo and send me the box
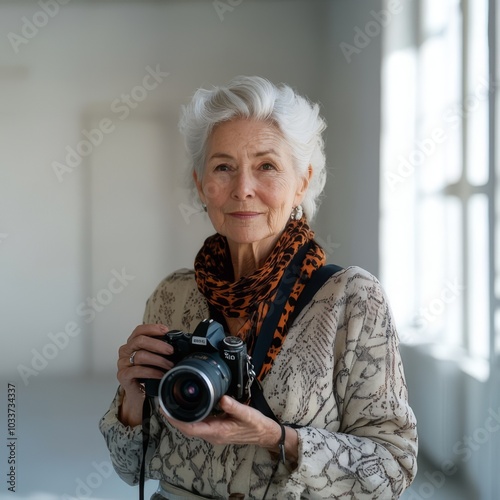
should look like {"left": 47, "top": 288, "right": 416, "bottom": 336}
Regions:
{"left": 208, "top": 152, "right": 234, "bottom": 161}
{"left": 208, "top": 149, "right": 279, "bottom": 161}
{"left": 254, "top": 149, "right": 279, "bottom": 158}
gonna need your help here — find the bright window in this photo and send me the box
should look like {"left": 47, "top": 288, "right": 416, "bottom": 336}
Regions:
{"left": 380, "top": 0, "right": 497, "bottom": 362}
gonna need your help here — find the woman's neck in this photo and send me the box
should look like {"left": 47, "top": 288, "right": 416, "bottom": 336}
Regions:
{"left": 228, "top": 239, "right": 276, "bottom": 279}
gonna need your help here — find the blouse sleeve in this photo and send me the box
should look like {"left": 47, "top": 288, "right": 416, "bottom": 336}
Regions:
{"left": 98, "top": 386, "right": 163, "bottom": 485}
{"left": 98, "top": 269, "right": 208, "bottom": 484}
{"left": 284, "top": 272, "right": 418, "bottom": 498}
{"left": 98, "top": 275, "right": 179, "bottom": 485}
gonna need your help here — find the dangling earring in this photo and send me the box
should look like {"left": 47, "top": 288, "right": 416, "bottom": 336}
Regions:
{"left": 291, "top": 205, "right": 303, "bottom": 221}
{"left": 201, "top": 203, "right": 207, "bottom": 212}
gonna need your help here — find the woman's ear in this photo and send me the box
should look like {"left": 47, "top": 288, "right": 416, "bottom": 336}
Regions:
{"left": 193, "top": 170, "right": 206, "bottom": 205}
{"left": 294, "top": 165, "right": 313, "bottom": 205}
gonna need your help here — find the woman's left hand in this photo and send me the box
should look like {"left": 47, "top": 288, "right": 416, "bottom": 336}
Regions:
{"left": 163, "top": 395, "right": 292, "bottom": 454}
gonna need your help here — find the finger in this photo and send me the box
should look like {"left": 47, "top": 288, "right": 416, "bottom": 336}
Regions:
{"left": 163, "top": 414, "right": 205, "bottom": 437}
{"left": 119, "top": 334, "right": 173, "bottom": 359}
{"left": 117, "top": 350, "right": 174, "bottom": 371}
{"left": 117, "top": 365, "right": 166, "bottom": 387}
{"left": 218, "top": 396, "right": 250, "bottom": 420}
{"left": 127, "top": 324, "right": 169, "bottom": 342}
{"left": 165, "top": 412, "right": 247, "bottom": 446}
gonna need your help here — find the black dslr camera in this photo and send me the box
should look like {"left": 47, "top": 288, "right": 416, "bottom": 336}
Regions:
{"left": 143, "top": 319, "right": 254, "bottom": 423}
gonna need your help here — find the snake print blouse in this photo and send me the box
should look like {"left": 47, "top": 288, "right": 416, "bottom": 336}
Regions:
{"left": 99, "top": 266, "right": 418, "bottom": 499}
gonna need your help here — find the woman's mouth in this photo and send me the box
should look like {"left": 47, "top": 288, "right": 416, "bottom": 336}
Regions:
{"left": 228, "top": 211, "right": 261, "bottom": 219}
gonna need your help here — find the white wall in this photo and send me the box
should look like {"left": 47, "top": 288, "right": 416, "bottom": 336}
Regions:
{"left": 2, "top": 0, "right": 386, "bottom": 381}
{"left": 0, "top": 1, "right": 324, "bottom": 381}
{"left": 316, "top": 0, "right": 383, "bottom": 275}
{"left": 400, "top": 343, "right": 498, "bottom": 499}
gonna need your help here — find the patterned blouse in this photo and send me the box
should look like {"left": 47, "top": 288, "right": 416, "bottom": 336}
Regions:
{"left": 99, "top": 266, "right": 418, "bottom": 499}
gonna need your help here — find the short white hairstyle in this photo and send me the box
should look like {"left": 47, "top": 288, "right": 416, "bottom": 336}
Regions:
{"left": 178, "top": 76, "right": 327, "bottom": 221}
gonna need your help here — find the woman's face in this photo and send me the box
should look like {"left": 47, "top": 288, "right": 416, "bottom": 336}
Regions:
{"left": 194, "top": 118, "right": 310, "bottom": 255}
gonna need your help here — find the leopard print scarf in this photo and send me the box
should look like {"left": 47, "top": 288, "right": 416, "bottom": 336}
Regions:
{"left": 194, "top": 218, "right": 326, "bottom": 381}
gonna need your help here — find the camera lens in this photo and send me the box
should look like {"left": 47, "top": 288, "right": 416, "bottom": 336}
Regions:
{"left": 158, "top": 352, "right": 231, "bottom": 423}
{"left": 172, "top": 376, "right": 202, "bottom": 408}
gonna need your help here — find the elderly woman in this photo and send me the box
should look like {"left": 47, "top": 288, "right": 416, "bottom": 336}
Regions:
{"left": 100, "top": 76, "right": 417, "bottom": 499}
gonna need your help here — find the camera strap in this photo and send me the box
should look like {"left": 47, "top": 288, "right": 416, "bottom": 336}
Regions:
{"left": 249, "top": 257, "right": 343, "bottom": 421}
{"left": 140, "top": 396, "right": 153, "bottom": 500}
{"left": 250, "top": 258, "right": 342, "bottom": 499}
{"left": 250, "top": 256, "right": 344, "bottom": 390}
{"left": 249, "top": 241, "right": 311, "bottom": 379}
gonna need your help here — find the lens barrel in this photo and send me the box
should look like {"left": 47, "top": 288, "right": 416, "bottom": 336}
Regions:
{"left": 158, "top": 351, "right": 231, "bottom": 422}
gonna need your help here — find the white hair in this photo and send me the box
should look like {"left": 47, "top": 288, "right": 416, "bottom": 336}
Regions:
{"left": 178, "top": 75, "right": 327, "bottom": 221}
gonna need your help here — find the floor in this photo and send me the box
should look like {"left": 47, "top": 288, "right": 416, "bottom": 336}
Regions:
{"left": 0, "top": 375, "right": 473, "bottom": 500}
{"left": 1, "top": 375, "right": 156, "bottom": 500}
{"left": 401, "top": 454, "right": 475, "bottom": 500}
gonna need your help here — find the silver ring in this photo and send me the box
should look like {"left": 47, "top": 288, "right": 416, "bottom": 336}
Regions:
{"left": 129, "top": 351, "right": 137, "bottom": 366}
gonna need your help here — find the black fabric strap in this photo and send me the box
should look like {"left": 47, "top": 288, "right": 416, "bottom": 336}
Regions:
{"left": 250, "top": 379, "right": 279, "bottom": 422}
{"left": 289, "top": 263, "right": 343, "bottom": 326}
{"left": 250, "top": 262, "right": 343, "bottom": 421}
{"left": 256, "top": 262, "right": 342, "bottom": 500}
{"left": 251, "top": 259, "right": 342, "bottom": 380}
{"left": 249, "top": 241, "right": 311, "bottom": 378}
{"left": 140, "top": 396, "right": 152, "bottom": 500}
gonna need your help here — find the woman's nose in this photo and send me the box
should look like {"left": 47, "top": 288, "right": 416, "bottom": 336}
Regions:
{"left": 231, "top": 170, "right": 255, "bottom": 200}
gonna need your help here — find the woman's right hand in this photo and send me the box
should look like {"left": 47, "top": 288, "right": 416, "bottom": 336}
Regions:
{"left": 116, "top": 324, "right": 174, "bottom": 426}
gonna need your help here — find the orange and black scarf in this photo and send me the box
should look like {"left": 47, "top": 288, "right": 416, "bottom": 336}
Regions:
{"left": 194, "top": 218, "right": 326, "bottom": 381}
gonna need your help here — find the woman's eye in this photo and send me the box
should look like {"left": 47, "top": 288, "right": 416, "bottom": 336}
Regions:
{"left": 261, "top": 163, "right": 276, "bottom": 171}
{"left": 214, "top": 164, "right": 231, "bottom": 172}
